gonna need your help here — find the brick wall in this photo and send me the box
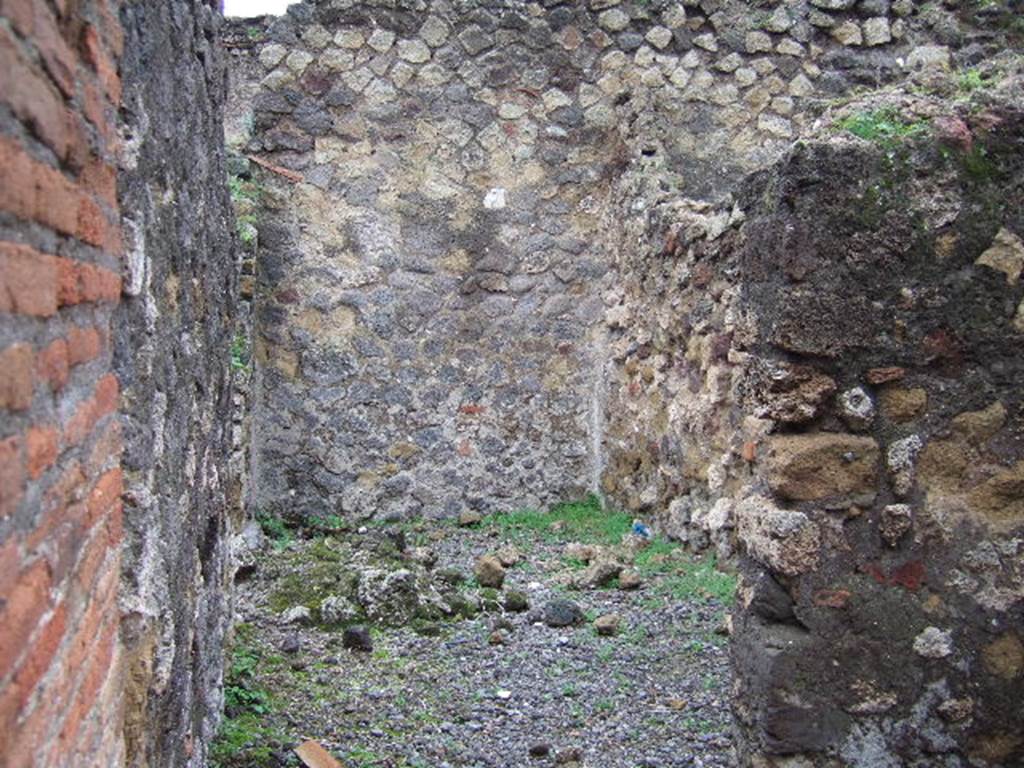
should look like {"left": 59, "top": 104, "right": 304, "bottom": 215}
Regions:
{"left": 0, "top": 1, "right": 127, "bottom": 766}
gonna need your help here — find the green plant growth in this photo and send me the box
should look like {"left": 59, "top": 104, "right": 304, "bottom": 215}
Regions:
{"left": 836, "top": 107, "right": 930, "bottom": 148}
{"left": 228, "top": 172, "right": 261, "bottom": 246}
{"left": 255, "top": 509, "right": 293, "bottom": 549}
{"left": 230, "top": 331, "right": 250, "bottom": 372}
{"left": 653, "top": 555, "right": 738, "bottom": 606}
{"left": 210, "top": 627, "right": 287, "bottom": 768}
{"left": 486, "top": 495, "right": 632, "bottom": 545}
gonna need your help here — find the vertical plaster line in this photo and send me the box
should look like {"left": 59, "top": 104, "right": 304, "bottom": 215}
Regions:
{"left": 588, "top": 325, "right": 610, "bottom": 503}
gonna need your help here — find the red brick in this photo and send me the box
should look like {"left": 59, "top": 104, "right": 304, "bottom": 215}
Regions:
{"left": 86, "top": 419, "right": 121, "bottom": 477}
{"left": 0, "top": 342, "right": 34, "bottom": 410}
{"left": 80, "top": 159, "right": 118, "bottom": 210}
{"left": 0, "top": 137, "right": 118, "bottom": 250}
{"left": 59, "top": 618, "right": 117, "bottom": 751}
{"left": 36, "top": 337, "right": 70, "bottom": 392}
{"left": 0, "top": 24, "right": 72, "bottom": 159}
{"left": 11, "top": 601, "right": 68, "bottom": 714}
{"left": 0, "top": 241, "right": 59, "bottom": 316}
{"left": 0, "top": 435, "right": 25, "bottom": 519}
{"left": 57, "top": 258, "right": 122, "bottom": 307}
{"left": 80, "top": 24, "right": 121, "bottom": 105}
{"left": 0, "top": 558, "right": 53, "bottom": 682}
{"left": 67, "top": 326, "right": 102, "bottom": 366}
{"left": 0, "top": 0, "right": 76, "bottom": 98}
{"left": 26, "top": 425, "right": 60, "bottom": 480}
{"left": 86, "top": 468, "right": 122, "bottom": 529}
{"left": 92, "top": 373, "right": 119, "bottom": 419}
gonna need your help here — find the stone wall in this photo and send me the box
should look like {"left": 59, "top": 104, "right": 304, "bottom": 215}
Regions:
{"left": 224, "top": 0, "right": 965, "bottom": 524}
{"left": 727, "top": 80, "right": 1024, "bottom": 766}
{"left": 597, "top": 0, "right": 1023, "bottom": 542}
{"left": 0, "top": 0, "right": 128, "bottom": 764}
{"left": 116, "top": 2, "right": 239, "bottom": 766}
{"left": 0, "top": 1, "right": 238, "bottom": 767}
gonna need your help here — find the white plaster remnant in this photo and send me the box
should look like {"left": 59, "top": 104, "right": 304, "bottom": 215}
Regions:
{"left": 484, "top": 188, "right": 507, "bottom": 209}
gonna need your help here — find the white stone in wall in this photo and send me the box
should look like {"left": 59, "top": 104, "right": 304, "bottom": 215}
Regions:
{"left": 369, "top": 54, "right": 391, "bottom": 76}
{"left": 578, "top": 83, "right": 603, "bottom": 108}
{"left": 602, "top": 50, "right": 628, "bottom": 71}
{"left": 906, "top": 45, "right": 951, "bottom": 70}
{"left": 641, "top": 67, "right": 664, "bottom": 87}
{"left": 261, "top": 68, "right": 295, "bottom": 90}
{"left": 771, "top": 96, "right": 794, "bottom": 116}
{"left": 585, "top": 104, "right": 616, "bottom": 127}
{"left": 715, "top": 52, "right": 743, "bottom": 73}
{"left": 484, "top": 188, "right": 507, "bottom": 209}
{"left": 635, "top": 45, "right": 655, "bottom": 67}
{"left": 598, "top": 73, "right": 625, "bottom": 96}
{"left": 680, "top": 50, "right": 701, "bottom": 68}
{"left": 710, "top": 83, "right": 740, "bottom": 105}
{"left": 662, "top": 6, "right": 687, "bottom": 28}
{"left": 367, "top": 28, "right": 396, "bottom": 53}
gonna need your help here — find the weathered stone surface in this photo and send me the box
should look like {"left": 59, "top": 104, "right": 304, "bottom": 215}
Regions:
{"left": 764, "top": 433, "right": 880, "bottom": 502}
{"left": 976, "top": 227, "right": 1024, "bottom": 284}
{"left": 474, "top": 555, "right": 507, "bottom": 589}
{"left": 118, "top": 4, "right": 239, "bottom": 766}
{"left": 595, "top": 613, "right": 622, "bottom": 636}
{"left": 736, "top": 495, "right": 820, "bottom": 575}
{"left": 879, "top": 387, "right": 928, "bottom": 423}
{"left": 543, "top": 599, "right": 585, "bottom": 627}
{"left": 914, "top": 627, "right": 954, "bottom": 658}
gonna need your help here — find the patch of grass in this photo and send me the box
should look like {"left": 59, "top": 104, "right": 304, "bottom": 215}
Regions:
{"left": 654, "top": 555, "right": 738, "bottom": 606}
{"left": 837, "top": 107, "right": 929, "bottom": 148}
{"left": 256, "top": 509, "right": 292, "bottom": 549}
{"left": 487, "top": 495, "right": 632, "bottom": 545}
{"left": 210, "top": 627, "right": 287, "bottom": 768}
{"left": 347, "top": 747, "right": 385, "bottom": 768}
{"left": 633, "top": 538, "right": 679, "bottom": 575}
{"left": 957, "top": 68, "right": 993, "bottom": 94}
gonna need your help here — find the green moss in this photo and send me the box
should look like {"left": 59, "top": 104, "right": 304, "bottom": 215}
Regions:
{"left": 267, "top": 560, "right": 357, "bottom": 619}
{"left": 837, "top": 107, "right": 930, "bottom": 148}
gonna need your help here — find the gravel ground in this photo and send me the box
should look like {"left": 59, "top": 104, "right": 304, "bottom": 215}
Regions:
{"left": 225, "top": 517, "right": 738, "bottom": 768}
